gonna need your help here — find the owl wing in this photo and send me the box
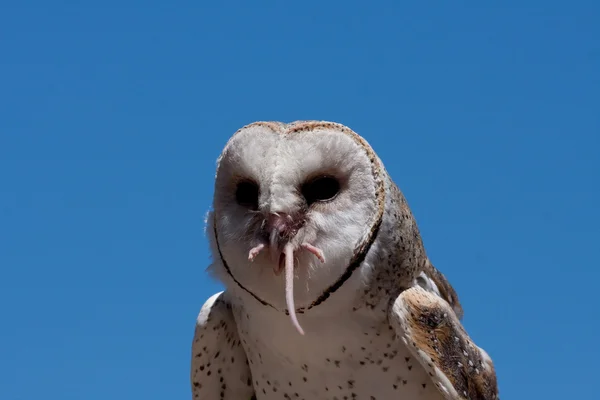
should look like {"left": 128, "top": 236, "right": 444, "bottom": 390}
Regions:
{"left": 389, "top": 286, "right": 499, "bottom": 400}
{"left": 191, "top": 291, "right": 255, "bottom": 400}
{"left": 416, "top": 259, "right": 464, "bottom": 320}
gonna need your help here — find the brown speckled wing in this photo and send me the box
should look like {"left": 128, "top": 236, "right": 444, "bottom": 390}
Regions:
{"left": 423, "top": 259, "right": 464, "bottom": 320}
{"left": 191, "top": 292, "right": 255, "bottom": 400}
{"left": 389, "top": 287, "right": 499, "bottom": 400}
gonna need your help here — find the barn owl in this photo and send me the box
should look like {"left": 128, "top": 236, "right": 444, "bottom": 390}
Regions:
{"left": 191, "top": 121, "right": 499, "bottom": 400}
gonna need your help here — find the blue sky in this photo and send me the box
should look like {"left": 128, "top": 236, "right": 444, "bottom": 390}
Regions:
{"left": 1, "top": 1, "right": 598, "bottom": 399}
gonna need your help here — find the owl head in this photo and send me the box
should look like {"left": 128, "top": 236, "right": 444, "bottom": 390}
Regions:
{"left": 206, "top": 121, "right": 418, "bottom": 334}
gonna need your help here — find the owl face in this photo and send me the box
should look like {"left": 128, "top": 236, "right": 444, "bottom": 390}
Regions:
{"left": 209, "top": 122, "right": 384, "bottom": 332}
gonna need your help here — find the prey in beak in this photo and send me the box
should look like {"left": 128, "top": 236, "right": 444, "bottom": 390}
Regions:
{"left": 247, "top": 212, "right": 325, "bottom": 335}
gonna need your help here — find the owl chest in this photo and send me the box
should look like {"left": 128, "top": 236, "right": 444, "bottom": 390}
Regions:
{"left": 235, "top": 311, "right": 442, "bottom": 400}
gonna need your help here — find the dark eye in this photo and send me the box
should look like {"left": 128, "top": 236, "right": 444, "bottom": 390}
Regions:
{"left": 301, "top": 175, "right": 340, "bottom": 206}
{"left": 235, "top": 180, "right": 259, "bottom": 209}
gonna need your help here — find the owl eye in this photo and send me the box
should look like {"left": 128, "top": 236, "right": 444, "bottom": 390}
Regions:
{"left": 302, "top": 175, "right": 340, "bottom": 205}
{"left": 235, "top": 180, "right": 259, "bottom": 209}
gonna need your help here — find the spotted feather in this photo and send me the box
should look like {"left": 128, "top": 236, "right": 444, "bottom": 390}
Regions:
{"left": 190, "top": 292, "right": 255, "bottom": 399}
{"left": 390, "top": 286, "right": 499, "bottom": 400}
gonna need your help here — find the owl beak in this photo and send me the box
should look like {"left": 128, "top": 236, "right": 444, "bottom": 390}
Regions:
{"left": 265, "top": 213, "right": 296, "bottom": 248}
{"left": 247, "top": 212, "right": 295, "bottom": 272}
{"left": 259, "top": 213, "right": 297, "bottom": 269}
{"left": 248, "top": 212, "right": 326, "bottom": 269}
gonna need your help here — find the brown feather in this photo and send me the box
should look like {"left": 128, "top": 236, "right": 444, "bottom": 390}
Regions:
{"left": 423, "top": 258, "right": 465, "bottom": 320}
{"left": 390, "top": 286, "right": 499, "bottom": 400}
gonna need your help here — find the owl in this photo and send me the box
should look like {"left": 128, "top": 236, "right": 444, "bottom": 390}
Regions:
{"left": 191, "top": 121, "right": 499, "bottom": 400}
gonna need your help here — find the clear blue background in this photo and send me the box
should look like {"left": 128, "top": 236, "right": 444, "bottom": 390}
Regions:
{"left": 1, "top": 1, "right": 598, "bottom": 399}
